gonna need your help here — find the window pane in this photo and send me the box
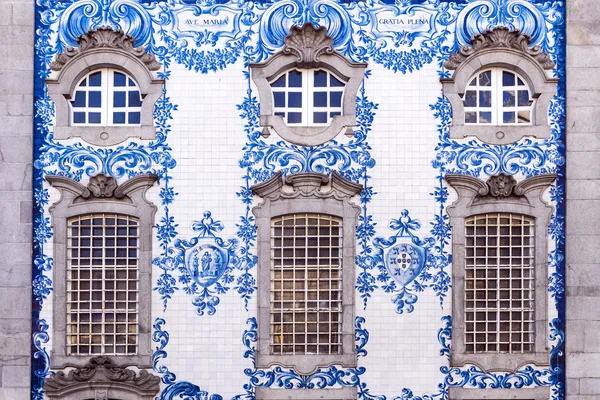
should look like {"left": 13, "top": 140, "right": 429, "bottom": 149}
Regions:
{"left": 128, "top": 91, "right": 142, "bottom": 107}
{"left": 288, "top": 92, "right": 302, "bottom": 108}
{"left": 128, "top": 112, "right": 140, "bottom": 124}
{"left": 114, "top": 91, "right": 126, "bottom": 108}
{"left": 288, "top": 70, "right": 302, "bottom": 87}
{"left": 503, "top": 90, "right": 515, "bottom": 107}
{"left": 518, "top": 90, "right": 530, "bottom": 107}
{"left": 88, "top": 72, "right": 102, "bottom": 87}
{"left": 273, "top": 92, "right": 285, "bottom": 107}
{"left": 330, "top": 111, "right": 341, "bottom": 118}
{"left": 113, "top": 112, "right": 126, "bottom": 124}
{"left": 114, "top": 72, "right": 126, "bottom": 87}
{"left": 478, "top": 71, "right": 491, "bottom": 86}
{"left": 313, "top": 112, "right": 327, "bottom": 124}
{"left": 518, "top": 110, "right": 531, "bottom": 123}
{"left": 73, "top": 91, "right": 86, "bottom": 108}
{"left": 479, "top": 111, "right": 492, "bottom": 123}
{"left": 464, "top": 91, "right": 476, "bottom": 107}
{"left": 73, "top": 112, "right": 85, "bottom": 124}
{"left": 271, "top": 75, "right": 286, "bottom": 87}
{"left": 502, "top": 71, "right": 515, "bottom": 86}
{"left": 314, "top": 70, "right": 327, "bottom": 87}
{"left": 89, "top": 91, "right": 102, "bottom": 108}
{"left": 330, "top": 74, "right": 344, "bottom": 87}
{"left": 503, "top": 112, "right": 515, "bottom": 124}
{"left": 314, "top": 92, "right": 327, "bottom": 107}
{"left": 479, "top": 91, "right": 491, "bottom": 108}
{"left": 288, "top": 112, "right": 302, "bottom": 124}
{"left": 465, "top": 112, "right": 476, "bottom": 123}
{"left": 88, "top": 112, "right": 101, "bottom": 124}
{"left": 330, "top": 92, "right": 342, "bottom": 108}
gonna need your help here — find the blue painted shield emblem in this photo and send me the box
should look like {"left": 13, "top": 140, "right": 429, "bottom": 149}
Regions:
{"left": 385, "top": 242, "right": 426, "bottom": 287}
{"left": 185, "top": 241, "right": 229, "bottom": 287}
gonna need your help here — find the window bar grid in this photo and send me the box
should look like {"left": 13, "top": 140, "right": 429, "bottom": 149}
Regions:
{"left": 66, "top": 214, "right": 139, "bottom": 355}
{"left": 464, "top": 213, "right": 535, "bottom": 353}
{"left": 270, "top": 213, "right": 343, "bottom": 355}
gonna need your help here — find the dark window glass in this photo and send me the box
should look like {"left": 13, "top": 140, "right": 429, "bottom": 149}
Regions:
{"left": 271, "top": 75, "right": 286, "bottom": 87}
{"left": 73, "top": 112, "right": 85, "bottom": 123}
{"left": 288, "top": 92, "right": 302, "bottom": 108}
{"left": 314, "top": 70, "right": 327, "bottom": 87}
{"left": 89, "top": 91, "right": 102, "bottom": 108}
{"left": 73, "top": 91, "right": 86, "bottom": 107}
{"left": 502, "top": 71, "right": 515, "bottom": 86}
{"left": 330, "top": 92, "right": 342, "bottom": 108}
{"left": 288, "top": 71, "right": 302, "bottom": 87}
{"left": 89, "top": 112, "right": 101, "bottom": 124}
{"left": 113, "top": 92, "right": 126, "bottom": 108}
{"left": 330, "top": 74, "right": 344, "bottom": 87}
{"left": 503, "top": 112, "right": 515, "bottom": 124}
{"left": 503, "top": 91, "right": 515, "bottom": 107}
{"left": 464, "top": 91, "right": 476, "bottom": 107}
{"left": 128, "top": 112, "right": 140, "bottom": 124}
{"left": 479, "top": 91, "right": 491, "bottom": 108}
{"left": 114, "top": 72, "right": 127, "bottom": 87}
{"left": 313, "top": 112, "right": 327, "bottom": 123}
{"left": 479, "top": 111, "right": 492, "bottom": 123}
{"left": 288, "top": 112, "right": 302, "bottom": 124}
{"left": 113, "top": 112, "right": 126, "bottom": 124}
{"left": 518, "top": 90, "right": 530, "bottom": 107}
{"left": 88, "top": 72, "right": 102, "bottom": 87}
{"left": 128, "top": 91, "right": 142, "bottom": 107}
{"left": 273, "top": 92, "right": 285, "bottom": 107}
{"left": 330, "top": 111, "right": 341, "bottom": 118}
{"left": 314, "top": 92, "right": 327, "bottom": 107}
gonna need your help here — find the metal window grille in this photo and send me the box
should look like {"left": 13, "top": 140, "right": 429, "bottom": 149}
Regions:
{"left": 270, "top": 213, "right": 343, "bottom": 355}
{"left": 71, "top": 68, "right": 142, "bottom": 126}
{"left": 463, "top": 68, "right": 533, "bottom": 125}
{"left": 270, "top": 69, "right": 345, "bottom": 127}
{"left": 464, "top": 213, "right": 535, "bottom": 353}
{"left": 66, "top": 214, "right": 139, "bottom": 355}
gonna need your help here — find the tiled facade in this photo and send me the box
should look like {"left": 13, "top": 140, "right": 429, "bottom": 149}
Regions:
{"left": 2, "top": 0, "right": 600, "bottom": 399}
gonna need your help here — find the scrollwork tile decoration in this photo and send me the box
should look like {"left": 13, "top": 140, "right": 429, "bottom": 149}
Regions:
{"left": 30, "top": 0, "right": 566, "bottom": 399}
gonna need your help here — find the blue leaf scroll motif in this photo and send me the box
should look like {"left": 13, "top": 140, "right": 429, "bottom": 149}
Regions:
{"left": 170, "top": 211, "right": 239, "bottom": 316}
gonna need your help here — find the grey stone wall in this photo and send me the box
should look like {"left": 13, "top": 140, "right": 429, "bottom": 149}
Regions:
{"left": 0, "top": 0, "right": 34, "bottom": 399}
{"left": 567, "top": 0, "right": 600, "bottom": 398}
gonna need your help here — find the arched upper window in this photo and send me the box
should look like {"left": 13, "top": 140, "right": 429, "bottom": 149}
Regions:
{"left": 270, "top": 69, "right": 345, "bottom": 127}
{"left": 47, "top": 28, "right": 164, "bottom": 146}
{"left": 71, "top": 69, "right": 142, "bottom": 126}
{"left": 441, "top": 28, "right": 558, "bottom": 145}
{"left": 251, "top": 23, "right": 366, "bottom": 146}
{"left": 463, "top": 68, "right": 533, "bottom": 126}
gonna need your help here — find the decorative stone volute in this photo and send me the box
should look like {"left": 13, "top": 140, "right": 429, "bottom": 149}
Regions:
{"left": 46, "top": 173, "right": 158, "bottom": 202}
{"left": 252, "top": 171, "right": 362, "bottom": 201}
{"left": 444, "top": 27, "right": 555, "bottom": 70}
{"left": 45, "top": 356, "right": 160, "bottom": 399}
{"left": 50, "top": 27, "right": 161, "bottom": 72}
{"left": 282, "top": 23, "right": 334, "bottom": 68}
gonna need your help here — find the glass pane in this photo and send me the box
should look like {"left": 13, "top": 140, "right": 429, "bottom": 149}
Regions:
{"left": 468, "top": 78, "right": 476, "bottom": 87}
{"left": 330, "top": 111, "right": 341, "bottom": 118}
{"left": 114, "top": 72, "right": 126, "bottom": 87}
{"left": 313, "top": 92, "right": 327, "bottom": 107}
{"left": 73, "top": 91, "right": 86, "bottom": 107}
{"left": 479, "top": 91, "right": 491, "bottom": 108}
{"left": 275, "top": 112, "right": 285, "bottom": 118}
{"left": 503, "top": 90, "right": 515, "bottom": 107}
{"left": 288, "top": 112, "right": 302, "bottom": 124}
{"left": 128, "top": 91, "right": 142, "bottom": 107}
{"left": 518, "top": 90, "right": 530, "bottom": 107}
{"left": 288, "top": 71, "right": 302, "bottom": 87}
{"left": 88, "top": 91, "right": 102, "bottom": 108}
{"left": 113, "top": 91, "right": 126, "bottom": 108}
{"left": 88, "top": 112, "right": 101, "bottom": 124}
{"left": 128, "top": 78, "right": 135, "bottom": 86}
{"left": 330, "top": 74, "right": 344, "bottom": 87}
{"left": 518, "top": 110, "right": 531, "bottom": 123}
{"left": 273, "top": 92, "right": 285, "bottom": 107}
{"left": 517, "top": 77, "right": 525, "bottom": 86}
{"left": 464, "top": 91, "right": 477, "bottom": 107}
{"left": 330, "top": 91, "right": 342, "bottom": 108}
{"left": 314, "top": 70, "right": 327, "bottom": 87}
{"left": 271, "top": 75, "right": 286, "bottom": 87}
{"left": 478, "top": 71, "right": 491, "bottom": 86}
{"left": 503, "top": 111, "right": 515, "bottom": 124}
{"left": 465, "top": 111, "right": 476, "bottom": 123}
{"left": 128, "top": 112, "right": 140, "bottom": 124}
{"left": 88, "top": 72, "right": 102, "bottom": 87}
{"left": 288, "top": 92, "right": 302, "bottom": 108}
{"left": 313, "top": 112, "right": 327, "bottom": 124}
{"left": 479, "top": 111, "right": 492, "bottom": 123}
{"left": 502, "top": 71, "right": 515, "bottom": 86}
{"left": 73, "top": 112, "right": 85, "bottom": 123}
{"left": 113, "top": 112, "right": 126, "bottom": 124}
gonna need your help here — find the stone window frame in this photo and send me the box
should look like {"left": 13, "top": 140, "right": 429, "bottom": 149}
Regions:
{"left": 46, "top": 173, "right": 158, "bottom": 369}
{"left": 445, "top": 172, "right": 556, "bottom": 371}
{"left": 251, "top": 171, "right": 362, "bottom": 375}
{"left": 441, "top": 27, "right": 559, "bottom": 145}
{"left": 46, "top": 27, "right": 164, "bottom": 146}
{"left": 251, "top": 23, "right": 367, "bottom": 147}
{"left": 449, "top": 386, "right": 550, "bottom": 400}
{"left": 255, "top": 387, "right": 357, "bottom": 400}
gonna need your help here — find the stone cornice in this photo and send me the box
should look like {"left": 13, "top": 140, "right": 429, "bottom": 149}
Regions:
{"left": 444, "top": 27, "right": 555, "bottom": 70}
{"left": 50, "top": 27, "right": 161, "bottom": 72}
{"left": 252, "top": 171, "right": 362, "bottom": 201}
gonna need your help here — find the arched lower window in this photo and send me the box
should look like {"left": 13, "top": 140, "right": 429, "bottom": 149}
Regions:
{"left": 71, "top": 68, "right": 142, "bottom": 126}
{"left": 66, "top": 213, "right": 139, "bottom": 356}
{"left": 270, "top": 69, "right": 345, "bottom": 127}
{"left": 463, "top": 68, "right": 533, "bottom": 125}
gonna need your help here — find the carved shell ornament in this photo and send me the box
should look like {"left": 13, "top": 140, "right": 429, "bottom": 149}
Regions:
{"left": 486, "top": 173, "right": 517, "bottom": 197}
{"left": 88, "top": 173, "right": 118, "bottom": 198}
{"left": 444, "top": 27, "right": 555, "bottom": 70}
{"left": 282, "top": 23, "right": 335, "bottom": 68}
{"left": 50, "top": 26, "right": 161, "bottom": 72}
